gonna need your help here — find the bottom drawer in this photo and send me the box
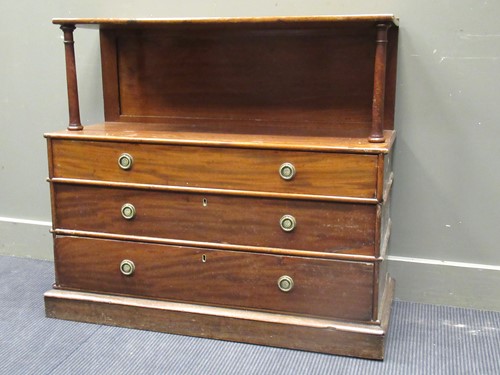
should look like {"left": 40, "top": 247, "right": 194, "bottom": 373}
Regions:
{"left": 54, "top": 236, "right": 375, "bottom": 321}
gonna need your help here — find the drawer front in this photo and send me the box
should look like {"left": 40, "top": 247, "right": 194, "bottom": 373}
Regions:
{"left": 50, "top": 139, "right": 378, "bottom": 198}
{"left": 54, "top": 184, "right": 377, "bottom": 255}
{"left": 54, "top": 236, "right": 375, "bottom": 321}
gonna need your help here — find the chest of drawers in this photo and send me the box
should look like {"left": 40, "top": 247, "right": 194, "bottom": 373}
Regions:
{"left": 45, "top": 15, "right": 399, "bottom": 360}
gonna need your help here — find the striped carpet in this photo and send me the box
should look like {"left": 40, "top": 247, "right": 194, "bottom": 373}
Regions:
{"left": 1, "top": 255, "right": 499, "bottom": 374}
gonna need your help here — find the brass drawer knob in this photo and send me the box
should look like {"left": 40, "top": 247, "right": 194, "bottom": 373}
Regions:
{"left": 277, "top": 275, "right": 294, "bottom": 292}
{"left": 280, "top": 215, "right": 296, "bottom": 232}
{"left": 118, "top": 153, "right": 133, "bottom": 170}
{"left": 121, "top": 203, "right": 136, "bottom": 220}
{"left": 120, "top": 259, "right": 135, "bottom": 276}
{"left": 279, "top": 162, "right": 296, "bottom": 180}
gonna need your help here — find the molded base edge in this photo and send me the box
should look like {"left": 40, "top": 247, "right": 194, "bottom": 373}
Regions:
{"left": 44, "top": 277, "right": 394, "bottom": 360}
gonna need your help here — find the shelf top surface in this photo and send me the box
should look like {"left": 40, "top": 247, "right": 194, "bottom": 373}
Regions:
{"left": 45, "top": 122, "right": 395, "bottom": 154}
{"left": 52, "top": 14, "right": 398, "bottom": 28}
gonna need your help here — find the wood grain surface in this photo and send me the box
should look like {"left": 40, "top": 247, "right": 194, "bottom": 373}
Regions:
{"left": 46, "top": 123, "right": 396, "bottom": 154}
{"left": 54, "top": 236, "right": 375, "bottom": 321}
{"left": 110, "top": 28, "right": 374, "bottom": 125}
{"left": 50, "top": 139, "right": 379, "bottom": 199}
{"left": 52, "top": 15, "right": 399, "bottom": 27}
{"left": 53, "top": 183, "right": 377, "bottom": 255}
{"left": 45, "top": 283, "right": 392, "bottom": 359}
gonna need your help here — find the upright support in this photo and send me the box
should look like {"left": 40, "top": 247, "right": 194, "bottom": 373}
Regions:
{"left": 369, "top": 23, "right": 391, "bottom": 143}
{"left": 60, "top": 24, "right": 83, "bottom": 131}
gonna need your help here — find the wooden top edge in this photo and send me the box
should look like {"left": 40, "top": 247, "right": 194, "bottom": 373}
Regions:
{"left": 52, "top": 14, "right": 399, "bottom": 27}
{"left": 44, "top": 123, "right": 395, "bottom": 154}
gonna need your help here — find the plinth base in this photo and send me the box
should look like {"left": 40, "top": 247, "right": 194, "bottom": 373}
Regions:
{"left": 45, "top": 277, "right": 394, "bottom": 360}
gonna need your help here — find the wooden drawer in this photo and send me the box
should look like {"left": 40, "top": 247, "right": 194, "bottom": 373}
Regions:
{"left": 54, "top": 236, "right": 375, "bottom": 321}
{"left": 53, "top": 183, "right": 377, "bottom": 256}
{"left": 50, "top": 139, "right": 378, "bottom": 199}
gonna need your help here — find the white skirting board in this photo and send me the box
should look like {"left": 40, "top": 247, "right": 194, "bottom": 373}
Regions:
{"left": 388, "top": 256, "right": 500, "bottom": 312}
{"left": 0, "top": 218, "right": 52, "bottom": 259}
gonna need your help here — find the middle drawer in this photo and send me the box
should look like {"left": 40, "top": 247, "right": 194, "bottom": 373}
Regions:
{"left": 53, "top": 183, "right": 377, "bottom": 256}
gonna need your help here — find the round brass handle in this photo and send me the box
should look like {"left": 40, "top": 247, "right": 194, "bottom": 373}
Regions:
{"left": 277, "top": 275, "right": 294, "bottom": 292}
{"left": 120, "top": 259, "right": 135, "bottom": 276}
{"left": 118, "top": 153, "right": 134, "bottom": 170}
{"left": 280, "top": 215, "right": 296, "bottom": 232}
{"left": 279, "top": 162, "right": 296, "bottom": 180}
{"left": 121, "top": 203, "right": 136, "bottom": 220}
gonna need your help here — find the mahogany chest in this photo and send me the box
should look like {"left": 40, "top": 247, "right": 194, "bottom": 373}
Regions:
{"left": 45, "top": 15, "right": 399, "bottom": 360}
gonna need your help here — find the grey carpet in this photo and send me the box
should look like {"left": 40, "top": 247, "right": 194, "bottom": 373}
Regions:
{"left": 1, "top": 254, "right": 499, "bottom": 375}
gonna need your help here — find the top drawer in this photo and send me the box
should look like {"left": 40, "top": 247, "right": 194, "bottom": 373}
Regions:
{"left": 49, "top": 140, "right": 378, "bottom": 199}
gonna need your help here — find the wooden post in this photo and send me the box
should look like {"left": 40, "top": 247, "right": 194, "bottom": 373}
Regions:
{"left": 369, "top": 23, "right": 390, "bottom": 143}
{"left": 61, "top": 24, "right": 83, "bottom": 131}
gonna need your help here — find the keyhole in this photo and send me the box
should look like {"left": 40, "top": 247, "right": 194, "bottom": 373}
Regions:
{"left": 202, "top": 254, "right": 207, "bottom": 262}
{"left": 202, "top": 198, "right": 208, "bottom": 207}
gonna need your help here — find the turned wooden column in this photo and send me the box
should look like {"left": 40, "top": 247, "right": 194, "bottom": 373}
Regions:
{"left": 60, "top": 24, "right": 83, "bottom": 131}
{"left": 369, "top": 23, "right": 391, "bottom": 143}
